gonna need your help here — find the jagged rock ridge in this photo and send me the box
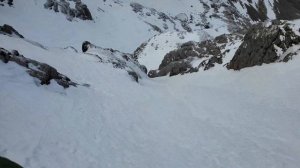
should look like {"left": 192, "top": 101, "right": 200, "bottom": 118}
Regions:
{"left": 228, "top": 21, "right": 300, "bottom": 70}
{"left": 148, "top": 34, "right": 242, "bottom": 78}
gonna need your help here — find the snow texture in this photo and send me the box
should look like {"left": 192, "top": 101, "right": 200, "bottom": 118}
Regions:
{"left": 1, "top": 1, "right": 300, "bottom": 168}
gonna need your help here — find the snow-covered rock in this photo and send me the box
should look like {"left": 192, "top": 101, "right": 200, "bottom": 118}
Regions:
{"left": 0, "top": 47, "right": 77, "bottom": 88}
{"left": 44, "top": 0, "right": 93, "bottom": 21}
{"left": 0, "top": 24, "right": 24, "bottom": 38}
{"left": 228, "top": 20, "right": 300, "bottom": 70}
{"left": 147, "top": 34, "right": 242, "bottom": 77}
{"left": 82, "top": 41, "right": 147, "bottom": 82}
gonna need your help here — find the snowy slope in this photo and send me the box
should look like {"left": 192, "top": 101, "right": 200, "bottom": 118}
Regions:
{"left": 0, "top": 0, "right": 271, "bottom": 53}
{"left": 1, "top": 1, "right": 300, "bottom": 168}
{"left": 0, "top": 0, "right": 156, "bottom": 52}
{"left": 1, "top": 32, "right": 300, "bottom": 168}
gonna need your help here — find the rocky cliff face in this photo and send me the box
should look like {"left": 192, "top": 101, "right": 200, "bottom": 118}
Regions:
{"left": 274, "top": 0, "right": 300, "bottom": 20}
{"left": 229, "top": 0, "right": 300, "bottom": 21}
{"left": 145, "top": 20, "right": 300, "bottom": 77}
{"left": 148, "top": 34, "right": 242, "bottom": 78}
{"left": 228, "top": 21, "right": 300, "bottom": 70}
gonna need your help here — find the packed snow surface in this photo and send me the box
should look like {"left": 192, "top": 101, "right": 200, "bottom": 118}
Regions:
{"left": 1, "top": 0, "right": 300, "bottom": 168}
{"left": 1, "top": 33, "right": 300, "bottom": 168}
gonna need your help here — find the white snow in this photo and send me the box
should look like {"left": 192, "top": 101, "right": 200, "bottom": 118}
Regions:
{"left": 274, "top": 44, "right": 283, "bottom": 56}
{"left": 1, "top": 28, "right": 300, "bottom": 168}
{"left": 0, "top": 0, "right": 157, "bottom": 53}
{"left": 1, "top": 1, "right": 300, "bottom": 168}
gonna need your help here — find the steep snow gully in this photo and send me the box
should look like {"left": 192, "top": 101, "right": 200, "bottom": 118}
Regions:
{"left": 1, "top": 1, "right": 300, "bottom": 168}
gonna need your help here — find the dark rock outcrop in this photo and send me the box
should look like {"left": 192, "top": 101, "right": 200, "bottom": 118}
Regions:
{"left": 133, "top": 42, "right": 147, "bottom": 61}
{"left": 0, "top": 24, "right": 24, "bottom": 38}
{"left": 130, "top": 2, "right": 144, "bottom": 13}
{"left": 0, "top": 156, "right": 22, "bottom": 168}
{"left": 44, "top": 0, "right": 93, "bottom": 21}
{"left": 228, "top": 21, "right": 300, "bottom": 70}
{"left": 244, "top": 0, "right": 267, "bottom": 21}
{"left": 128, "top": 71, "right": 139, "bottom": 82}
{"left": 0, "top": 0, "right": 13, "bottom": 6}
{"left": 0, "top": 48, "right": 77, "bottom": 88}
{"left": 274, "top": 0, "right": 300, "bottom": 20}
{"left": 228, "top": 0, "right": 300, "bottom": 21}
{"left": 147, "top": 34, "right": 242, "bottom": 78}
{"left": 74, "top": 0, "right": 93, "bottom": 20}
{"left": 82, "top": 41, "right": 91, "bottom": 52}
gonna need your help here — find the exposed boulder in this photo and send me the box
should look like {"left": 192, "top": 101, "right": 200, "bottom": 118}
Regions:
{"left": 228, "top": 21, "right": 300, "bottom": 70}
{"left": 0, "top": 24, "right": 24, "bottom": 38}
{"left": 0, "top": 48, "right": 77, "bottom": 88}
{"left": 82, "top": 41, "right": 91, "bottom": 52}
